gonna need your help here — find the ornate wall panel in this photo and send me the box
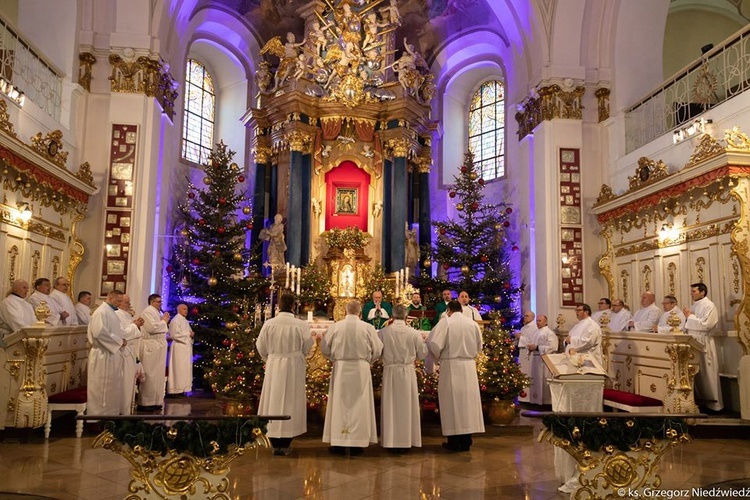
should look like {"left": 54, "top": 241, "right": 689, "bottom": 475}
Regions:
{"left": 559, "top": 148, "right": 583, "bottom": 307}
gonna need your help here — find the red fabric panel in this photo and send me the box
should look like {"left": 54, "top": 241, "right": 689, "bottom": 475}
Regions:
{"left": 324, "top": 160, "right": 370, "bottom": 232}
{"left": 603, "top": 389, "right": 662, "bottom": 407}
{"left": 48, "top": 387, "right": 88, "bottom": 403}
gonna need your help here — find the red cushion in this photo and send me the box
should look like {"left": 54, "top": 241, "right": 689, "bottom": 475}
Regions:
{"left": 48, "top": 387, "right": 87, "bottom": 404}
{"left": 604, "top": 389, "right": 662, "bottom": 407}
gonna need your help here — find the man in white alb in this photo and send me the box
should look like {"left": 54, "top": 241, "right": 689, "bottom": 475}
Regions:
{"left": 654, "top": 295, "right": 686, "bottom": 333}
{"left": 0, "top": 280, "right": 37, "bottom": 338}
{"left": 137, "top": 294, "right": 170, "bottom": 410}
{"left": 516, "top": 310, "right": 537, "bottom": 403}
{"left": 75, "top": 291, "right": 93, "bottom": 325}
{"left": 115, "top": 293, "right": 144, "bottom": 414}
{"left": 27, "top": 278, "right": 68, "bottom": 326}
{"left": 590, "top": 298, "right": 610, "bottom": 324}
{"left": 564, "top": 303, "right": 602, "bottom": 365}
{"left": 167, "top": 304, "right": 194, "bottom": 397}
{"left": 607, "top": 299, "right": 632, "bottom": 332}
{"left": 526, "top": 314, "right": 559, "bottom": 405}
{"left": 458, "top": 290, "right": 481, "bottom": 321}
{"left": 627, "top": 291, "right": 660, "bottom": 332}
{"left": 682, "top": 283, "right": 723, "bottom": 412}
{"left": 49, "top": 277, "right": 78, "bottom": 325}
{"left": 321, "top": 300, "right": 383, "bottom": 456}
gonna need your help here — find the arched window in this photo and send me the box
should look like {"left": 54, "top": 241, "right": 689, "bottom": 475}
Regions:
{"left": 468, "top": 80, "right": 505, "bottom": 180}
{"left": 182, "top": 59, "right": 215, "bottom": 164}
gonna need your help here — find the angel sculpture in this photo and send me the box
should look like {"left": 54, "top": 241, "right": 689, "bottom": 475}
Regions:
{"left": 311, "top": 198, "right": 322, "bottom": 219}
{"left": 260, "top": 32, "right": 306, "bottom": 90}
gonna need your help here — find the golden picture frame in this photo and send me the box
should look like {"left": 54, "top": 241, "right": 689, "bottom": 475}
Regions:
{"left": 335, "top": 188, "right": 357, "bottom": 215}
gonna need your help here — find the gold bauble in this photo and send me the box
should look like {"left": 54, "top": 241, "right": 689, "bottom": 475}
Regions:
{"left": 242, "top": 206, "right": 251, "bottom": 215}
{"left": 469, "top": 172, "right": 478, "bottom": 180}
{"left": 225, "top": 321, "right": 238, "bottom": 330}
{"left": 180, "top": 229, "right": 189, "bottom": 237}
{"left": 233, "top": 252, "right": 243, "bottom": 261}
{"left": 230, "top": 163, "right": 239, "bottom": 171}
{"left": 460, "top": 265, "right": 470, "bottom": 274}
{"left": 204, "top": 176, "right": 212, "bottom": 184}
{"left": 208, "top": 276, "right": 218, "bottom": 287}
{"left": 456, "top": 203, "right": 464, "bottom": 211}
{"left": 423, "top": 259, "right": 432, "bottom": 268}
{"left": 494, "top": 295, "right": 502, "bottom": 303}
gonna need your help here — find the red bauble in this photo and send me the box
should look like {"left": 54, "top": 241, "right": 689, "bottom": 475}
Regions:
{"left": 426, "top": 287, "right": 433, "bottom": 293}
{"left": 218, "top": 197, "right": 226, "bottom": 205}
{"left": 461, "top": 166, "right": 467, "bottom": 173}
{"left": 506, "top": 207, "right": 513, "bottom": 214}
{"left": 238, "top": 175, "right": 245, "bottom": 182}
{"left": 190, "top": 307, "right": 199, "bottom": 315}
{"left": 503, "top": 282, "right": 511, "bottom": 290}
{"left": 242, "top": 314, "right": 249, "bottom": 320}
{"left": 439, "top": 227, "right": 447, "bottom": 235}
{"left": 470, "top": 202, "right": 479, "bottom": 211}
{"left": 442, "top": 263, "right": 450, "bottom": 270}
{"left": 222, "top": 338, "right": 230, "bottom": 346}
{"left": 499, "top": 316, "right": 506, "bottom": 323}
{"left": 214, "top": 250, "right": 221, "bottom": 256}
{"left": 246, "top": 223, "right": 253, "bottom": 230}
{"left": 512, "top": 245, "right": 519, "bottom": 252}
{"left": 480, "top": 255, "right": 488, "bottom": 263}
{"left": 449, "top": 191, "right": 456, "bottom": 198}
{"left": 198, "top": 219, "right": 206, "bottom": 226}
{"left": 503, "top": 220, "right": 510, "bottom": 227}
{"left": 192, "top": 258, "right": 200, "bottom": 265}
{"left": 478, "top": 179, "right": 485, "bottom": 186}
{"left": 520, "top": 390, "right": 527, "bottom": 398}
{"left": 236, "top": 352, "right": 244, "bottom": 360}
{"left": 237, "top": 375, "right": 244, "bottom": 382}
{"left": 188, "top": 192, "right": 195, "bottom": 199}
{"left": 263, "top": 286, "right": 271, "bottom": 296}
{"left": 232, "top": 305, "right": 239, "bottom": 313}
{"left": 166, "top": 265, "right": 174, "bottom": 273}
{"left": 218, "top": 227, "right": 226, "bottom": 234}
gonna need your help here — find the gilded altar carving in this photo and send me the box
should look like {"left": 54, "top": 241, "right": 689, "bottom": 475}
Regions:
{"left": 642, "top": 265, "right": 652, "bottom": 292}
{"left": 695, "top": 257, "right": 706, "bottom": 283}
{"left": 67, "top": 212, "right": 86, "bottom": 294}
{"left": 253, "top": 146, "right": 273, "bottom": 164}
{"left": 78, "top": 52, "right": 96, "bottom": 92}
{"left": 281, "top": 130, "right": 313, "bottom": 153}
{"left": 595, "top": 184, "right": 616, "bottom": 205}
{"left": 620, "top": 270, "right": 629, "bottom": 305}
{"left": 515, "top": 81, "right": 586, "bottom": 140}
{"left": 595, "top": 87, "right": 610, "bottom": 122}
{"left": 687, "top": 133, "right": 724, "bottom": 166}
{"left": 0, "top": 99, "right": 16, "bottom": 137}
{"left": 7, "top": 245, "right": 18, "bottom": 283}
{"left": 385, "top": 137, "right": 410, "bottom": 158}
{"left": 730, "top": 177, "right": 750, "bottom": 354}
{"left": 725, "top": 126, "right": 750, "bottom": 151}
{"left": 667, "top": 263, "right": 677, "bottom": 296}
{"left": 74, "top": 162, "right": 95, "bottom": 186}
{"left": 109, "top": 51, "right": 160, "bottom": 95}
{"left": 30, "top": 130, "right": 68, "bottom": 166}
{"left": 598, "top": 226, "right": 615, "bottom": 299}
{"left": 664, "top": 343, "right": 699, "bottom": 413}
{"left": 628, "top": 157, "right": 669, "bottom": 191}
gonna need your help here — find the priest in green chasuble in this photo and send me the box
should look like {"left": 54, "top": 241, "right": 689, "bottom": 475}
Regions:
{"left": 407, "top": 292, "right": 432, "bottom": 331}
{"left": 362, "top": 290, "right": 392, "bottom": 329}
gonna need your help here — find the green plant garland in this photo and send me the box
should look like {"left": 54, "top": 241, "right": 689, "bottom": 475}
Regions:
{"left": 541, "top": 416, "right": 689, "bottom": 452}
{"left": 104, "top": 418, "right": 268, "bottom": 458}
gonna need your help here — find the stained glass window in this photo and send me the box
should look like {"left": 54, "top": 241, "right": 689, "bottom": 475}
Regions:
{"left": 182, "top": 59, "right": 215, "bottom": 164}
{"left": 468, "top": 80, "right": 505, "bottom": 180}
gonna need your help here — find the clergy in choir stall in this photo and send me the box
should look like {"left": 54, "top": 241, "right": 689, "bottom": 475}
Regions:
{"left": 606, "top": 299, "right": 632, "bottom": 332}
{"left": 563, "top": 303, "right": 602, "bottom": 365}
{"left": 49, "top": 277, "right": 78, "bottom": 326}
{"left": 167, "top": 304, "right": 195, "bottom": 397}
{"left": 257, "top": 293, "right": 313, "bottom": 456}
{"left": 407, "top": 292, "right": 432, "bottom": 331}
{"left": 0, "top": 280, "right": 37, "bottom": 338}
{"left": 27, "top": 278, "right": 68, "bottom": 326}
{"left": 87, "top": 290, "right": 129, "bottom": 416}
{"left": 655, "top": 295, "right": 686, "bottom": 333}
{"left": 590, "top": 298, "right": 611, "bottom": 324}
{"left": 362, "top": 290, "right": 392, "bottom": 329}
{"left": 525, "top": 314, "right": 559, "bottom": 405}
{"left": 627, "top": 291, "right": 660, "bottom": 332}
{"left": 458, "top": 290, "right": 481, "bottom": 321}
{"left": 75, "top": 291, "right": 92, "bottom": 325}
{"left": 433, "top": 289, "right": 453, "bottom": 326}
{"left": 516, "top": 310, "right": 537, "bottom": 403}
{"left": 136, "top": 294, "right": 170, "bottom": 411}
{"left": 115, "top": 294, "right": 145, "bottom": 414}
{"left": 682, "top": 283, "right": 723, "bottom": 412}
{"left": 321, "top": 300, "right": 383, "bottom": 456}
{"left": 427, "top": 300, "right": 485, "bottom": 452}
{"left": 379, "top": 304, "right": 428, "bottom": 453}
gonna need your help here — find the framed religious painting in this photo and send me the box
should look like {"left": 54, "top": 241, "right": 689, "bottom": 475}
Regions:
{"left": 335, "top": 187, "right": 358, "bottom": 215}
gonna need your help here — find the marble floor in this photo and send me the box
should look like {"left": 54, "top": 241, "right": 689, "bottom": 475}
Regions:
{"left": 0, "top": 398, "right": 748, "bottom": 500}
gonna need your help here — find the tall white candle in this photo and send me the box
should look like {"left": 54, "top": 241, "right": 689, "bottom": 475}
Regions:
{"left": 296, "top": 267, "right": 301, "bottom": 295}
{"left": 285, "top": 263, "right": 290, "bottom": 288}
{"left": 395, "top": 271, "right": 400, "bottom": 299}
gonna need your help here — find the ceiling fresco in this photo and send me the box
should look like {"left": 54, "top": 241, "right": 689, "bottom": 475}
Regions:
{"left": 214, "top": 0, "right": 497, "bottom": 63}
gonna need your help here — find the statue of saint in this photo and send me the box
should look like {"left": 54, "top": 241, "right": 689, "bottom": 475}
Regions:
{"left": 405, "top": 223, "right": 419, "bottom": 270}
{"left": 260, "top": 214, "right": 287, "bottom": 269}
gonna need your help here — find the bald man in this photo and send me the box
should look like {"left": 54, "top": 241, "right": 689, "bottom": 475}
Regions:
{"left": 627, "top": 292, "right": 660, "bottom": 332}
{"left": 49, "top": 277, "right": 78, "bottom": 326}
{"left": 0, "top": 280, "right": 36, "bottom": 337}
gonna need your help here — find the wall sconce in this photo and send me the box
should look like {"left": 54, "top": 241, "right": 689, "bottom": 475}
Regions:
{"left": 0, "top": 77, "right": 25, "bottom": 107}
{"left": 658, "top": 223, "right": 679, "bottom": 244}
{"left": 16, "top": 202, "right": 32, "bottom": 223}
{"left": 673, "top": 118, "right": 712, "bottom": 144}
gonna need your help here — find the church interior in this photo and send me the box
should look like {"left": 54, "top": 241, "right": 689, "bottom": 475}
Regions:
{"left": 2, "top": 0, "right": 750, "bottom": 498}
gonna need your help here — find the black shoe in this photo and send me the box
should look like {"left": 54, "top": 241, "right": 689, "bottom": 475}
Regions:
{"left": 328, "top": 446, "right": 345, "bottom": 456}
{"left": 349, "top": 447, "right": 364, "bottom": 456}
{"left": 272, "top": 447, "right": 292, "bottom": 456}
{"left": 442, "top": 442, "right": 460, "bottom": 452}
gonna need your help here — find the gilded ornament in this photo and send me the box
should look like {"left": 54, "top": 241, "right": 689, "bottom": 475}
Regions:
{"left": 724, "top": 126, "right": 750, "bottom": 151}
{"left": 687, "top": 134, "right": 724, "bottom": 166}
{"left": 595, "top": 87, "right": 610, "bottom": 122}
{"left": 30, "top": 130, "right": 68, "bottom": 166}
{"left": 0, "top": 99, "right": 17, "bottom": 137}
{"left": 208, "top": 276, "right": 218, "bottom": 287}
{"left": 74, "top": 162, "right": 95, "bottom": 186}
{"left": 692, "top": 62, "right": 718, "bottom": 105}
{"left": 595, "top": 184, "right": 616, "bottom": 205}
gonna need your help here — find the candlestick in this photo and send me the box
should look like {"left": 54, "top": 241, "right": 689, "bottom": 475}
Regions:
{"left": 296, "top": 267, "right": 301, "bottom": 295}
{"left": 285, "top": 262, "right": 290, "bottom": 288}
{"left": 307, "top": 310, "right": 313, "bottom": 322}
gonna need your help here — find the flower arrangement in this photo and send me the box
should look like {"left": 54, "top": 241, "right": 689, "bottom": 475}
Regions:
{"left": 322, "top": 227, "right": 370, "bottom": 250}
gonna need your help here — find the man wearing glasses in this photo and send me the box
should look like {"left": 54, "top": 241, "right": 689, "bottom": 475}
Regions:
{"left": 137, "top": 294, "right": 170, "bottom": 411}
{"left": 563, "top": 304, "right": 602, "bottom": 365}
{"left": 590, "top": 298, "right": 610, "bottom": 324}
{"left": 50, "top": 277, "right": 78, "bottom": 326}
{"left": 607, "top": 299, "right": 632, "bottom": 332}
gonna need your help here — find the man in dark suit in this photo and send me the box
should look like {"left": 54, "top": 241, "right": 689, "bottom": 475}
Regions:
{"left": 362, "top": 290, "right": 392, "bottom": 329}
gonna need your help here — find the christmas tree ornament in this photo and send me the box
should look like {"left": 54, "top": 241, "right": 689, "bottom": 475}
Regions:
{"left": 225, "top": 321, "right": 238, "bottom": 330}
{"left": 204, "top": 176, "right": 211, "bottom": 184}
{"left": 233, "top": 252, "right": 243, "bottom": 261}
{"left": 218, "top": 197, "right": 226, "bottom": 205}
{"left": 423, "top": 258, "right": 431, "bottom": 268}
{"left": 166, "top": 265, "right": 174, "bottom": 273}
{"left": 506, "top": 207, "right": 513, "bottom": 214}
{"left": 230, "top": 163, "right": 239, "bottom": 171}
{"left": 180, "top": 228, "right": 189, "bottom": 237}
{"left": 471, "top": 202, "right": 479, "bottom": 211}
{"left": 461, "top": 166, "right": 468, "bottom": 173}
{"left": 480, "top": 255, "right": 489, "bottom": 263}
{"left": 461, "top": 265, "right": 470, "bottom": 274}
{"left": 512, "top": 245, "right": 519, "bottom": 252}
{"left": 238, "top": 175, "right": 245, "bottom": 182}
{"left": 191, "top": 307, "right": 199, "bottom": 316}
{"left": 456, "top": 203, "right": 464, "bottom": 211}
{"left": 494, "top": 295, "right": 502, "bottom": 303}
{"left": 439, "top": 227, "right": 447, "bottom": 235}
{"left": 469, "top": 172, "right": 478, "bottom": 180}
{"left": 479, "top": 178, "right": 485, "bottom": 186}
{"left": 246, "top": 223, "right": 253, "bottom": 230}
{"left": 188, "top": 192, "right": 195, "bottom": 199}
{"left": 442, "top": 263, "right": 450, "bottom": 270}
{"left": 449, "top": 191, "right": 456, "bottom": 198}
{"left": 192, "top": 258, "right": 201, "bottom": 265}
{"left": 242, "top": 206, "right": 251, "bottom": 215}
{"left": 503, "top": 220, "right": 510, "bottom": 227}
{"left": 218, "top": 226, "right": 226, "bottom": 234}
{"left": 198, "top": 218, "right": 206, "bottom": 226}
{"left": 208, "top": 276, "right": 218, "bottom": 286}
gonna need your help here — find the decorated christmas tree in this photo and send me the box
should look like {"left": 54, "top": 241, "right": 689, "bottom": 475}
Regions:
{"left": 478, "top": 312, "right": 530, "bottom": 402}
{"left": 418, "top": 150, "right": 523, "bottom": 318}
{"left": 205, "top": 321, "right": 265, "bottom": 401}
{"left": 166, "top": 141, "right": 269, "bottom": 394}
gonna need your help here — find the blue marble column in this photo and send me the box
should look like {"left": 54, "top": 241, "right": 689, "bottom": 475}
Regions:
{"left": 418, "top": 169, "right": 431, "bottom": 276}
{"left": 389, "top": 155, "right": 408, "bottom": 273}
